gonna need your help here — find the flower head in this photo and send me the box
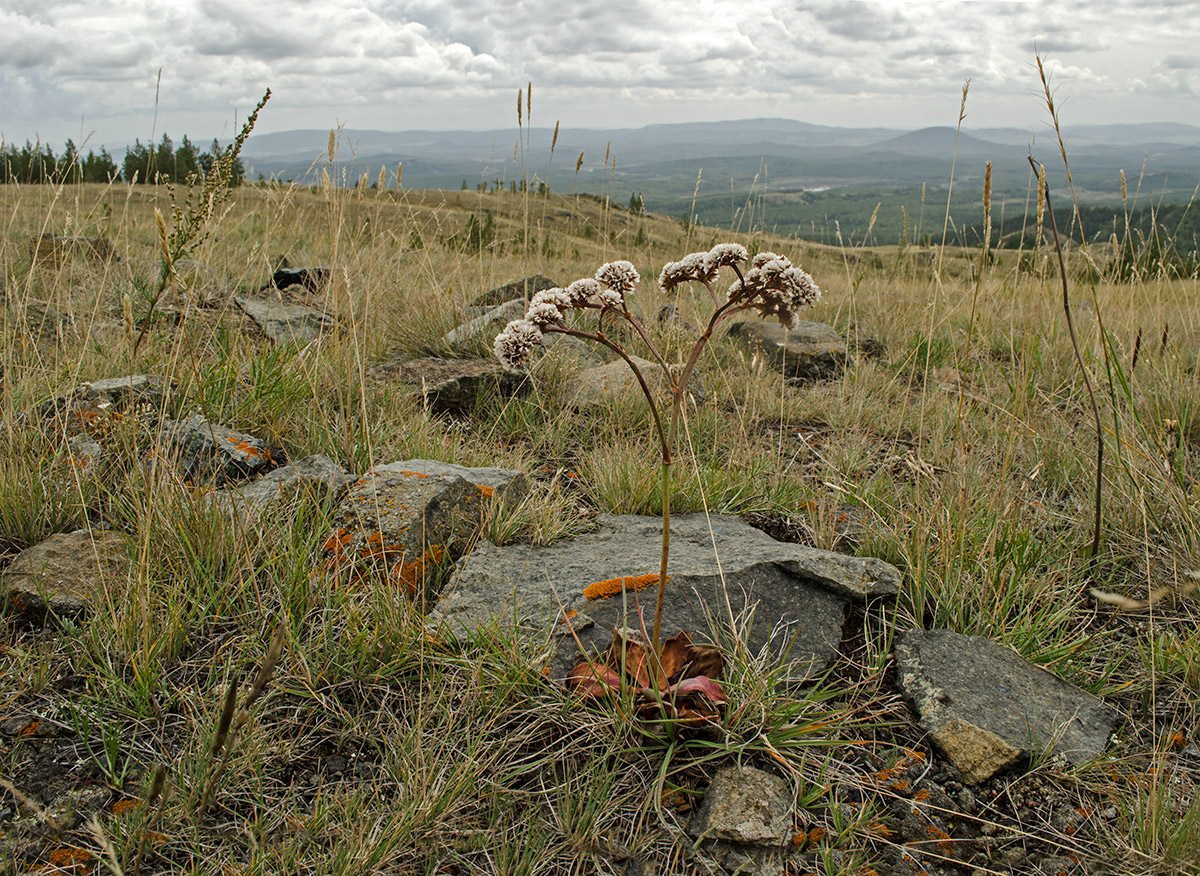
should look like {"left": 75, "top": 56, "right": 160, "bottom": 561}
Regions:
{"left": 727, "top": 252, "right": 821, "bottom": 329}
{"left": 530, "top": 287, "right": 571, "bottom": 310}
{"left": 707, "top": 243, "right": 748, "bottom": 268}
{"left": 565, "top": 278, "right": 602, "bottom": 306}
{"left": 658, "top": 251, "right": 717, "bottom": 292}
{"left": 595, "top": 260, "right": 640, "bottom": 305}
{"left": 494, "top": 319, "right": 542, "bottom": 369}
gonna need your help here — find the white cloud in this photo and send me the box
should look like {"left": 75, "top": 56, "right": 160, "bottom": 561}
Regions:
{"left": 1, "top": 0, "right": 1198, "bottom": 147}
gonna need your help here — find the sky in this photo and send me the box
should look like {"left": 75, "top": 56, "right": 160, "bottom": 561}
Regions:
{"left": 3, "top": 0, "right": 1199, "bottom": 152}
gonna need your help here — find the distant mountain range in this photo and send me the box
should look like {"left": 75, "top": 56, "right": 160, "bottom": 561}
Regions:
{"left": 239, "top": 119, "right": 1200, "bottom": 241}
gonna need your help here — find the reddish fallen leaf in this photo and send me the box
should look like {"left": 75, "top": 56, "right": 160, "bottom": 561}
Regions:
{"left": 569, "top": 627, "right": 726, "bottom": 730}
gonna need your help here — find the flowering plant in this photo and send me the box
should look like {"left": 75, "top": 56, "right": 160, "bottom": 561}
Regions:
{"left": 496, "top": 245, "right": 820, "bottom": 657}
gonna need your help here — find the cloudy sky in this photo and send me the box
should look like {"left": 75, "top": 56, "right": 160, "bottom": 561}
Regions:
{"left": 3, "top": 0, "right": 1199, "bottom": 151}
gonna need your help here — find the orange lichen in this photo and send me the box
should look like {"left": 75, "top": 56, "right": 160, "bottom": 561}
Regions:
{"left": 46, "top": 846, "right": 95, "bottom": 870}
{"left": 478, "top": 485, "right": 495, "bottom": 498}
{"left": 583, "top": 573, "right": 668, "bottom": 600}
{"left": 563, "top": 609, "right": 578, "bottom": 619}
{"left": 392, "top": 544, "right": 447, "bottom": 593}
{"left": 224, "top": 436, "right": 270, "bottom": 461}
{"left": 110, "top": 798, "right": 140, "bottom": 816}
{"left": 399, "top": 470, "right": 429, "bottom": 478}
{"left": 18, "top": 720, "right": 40, "bottom": 736}
{"left": 366, "top": 531, "right": 385, "bottom": 546}
{"left": 322, "top": 528, "right": 352, "bottom": 554}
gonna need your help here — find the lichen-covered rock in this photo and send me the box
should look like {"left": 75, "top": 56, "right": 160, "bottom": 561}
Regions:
{"left": 690, "top": 765, "right": 792, "bottom": 845}
{"left": 1, "top": 530, "right": 130, "bottom": 623}
{"left": 166, "top": 416, "right": 273, "bottom": 485}
{"left": 321, "top": 464, "right": 487, "bottom": 598}
{"left": 895, "top": 629, "right": 1120, "bottom": 784}
{"left": 34, "top": 374, "right": 175, "bottom": 435}
{"left": 434, "top": 513, "right": 899, "bottom": 683}
{"left": 213, "top": 454, "right": 352, "bottom": 519}
{"left": 378, "top": 459, "right": 526, "bottom": 505}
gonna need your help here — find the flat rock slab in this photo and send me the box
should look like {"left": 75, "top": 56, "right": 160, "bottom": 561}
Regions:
{"left": 471, "top": 274, "right": 558, "bottom": 309}
{"left": 895, "top": 629, "right": 1119, "bottom": 784}
{"left": 434, "top": 513, "right": 899, "bottom": 682}
{"left": 728, "top": 320, "right": 852, "bottom": 382}
{"left": 563, "top": 356, "right": 706, "bottom": 409}
{"left": 369, "top": 357, "right": 531, "bottom": 414}
{"left": 235, "top": 294, "right": 339, "bottom": 345}
{"left": 1, "top": 531, "right": 130, "bottom": 623}
{"left": 321, "top": 463, "right": 487, "bottom": 596}
{"left": 166, "top": 416, "right": 273, "bottom": 485}
{"left": 213, "top": 454, "right": 352, "bottom": 519}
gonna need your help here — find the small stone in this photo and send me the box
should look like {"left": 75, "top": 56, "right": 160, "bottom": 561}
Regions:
{"left": 563, "top": 356, "right": 706, "bottom": 410}
{"left": 369, "top": 357, "right": 532, "bottom": 414}
{"left": 688, "top": 765, "right": 791, "bottom": 845}
{"left": 440, "top": 299, "right": 525, "bottom": 349}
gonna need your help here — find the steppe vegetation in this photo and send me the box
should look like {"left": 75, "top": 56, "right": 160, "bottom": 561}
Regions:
{"left": 1, "top": 111, "right": 1199, "bottom": 876}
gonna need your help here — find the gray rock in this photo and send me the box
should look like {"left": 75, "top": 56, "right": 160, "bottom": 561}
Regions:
{"left": 1, "top": 530, "right": 130, "bottom": 623}
{"left": 434, "top": 513, "right": 899, "bottom": 683}
{"left": 690, "top": 765, "right": 792, "bottom": 845}
{"left": 895, "top": 629, "right": 1120, "bottom": 784}
{"left": 82, "top": 375, "right": 173, "bottom": 409}
{"left": 471, "top": 274, "right": 558, "bottom": 308}
{"left": 166, "top": 415, "right": 273, "bottom": 485}
{"left": 369, "top": 357, "right": 531, "bottom": 414}
{"left": 235, "top": 294, "right": 339, "bottom": 345}
{"left": 441, "top": 299, "right": 525, "bottom": 349}
{"left": 728, "top": 320, "right": 852, "bottom": 382}
{"left": 321, "top": 464, "right": 486, "bottom": 598}
{"left": 563, "top": 355, "right": 706, "bottom": 410}
{"left": 377, "top": 459, "right": 526, "bottom": 505}
{"left": 213, "top": 454, "right": 352, "bottom": 519}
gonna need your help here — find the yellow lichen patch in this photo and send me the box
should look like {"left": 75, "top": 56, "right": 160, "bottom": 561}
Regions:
{"left": 477, "top": 485, "right": 495, "bottom": 498}
{"left": 583, "top": 573, "right": 668, "bottom": 600}
{"left": 399, "top": 469, "right": 429, "bottom": 478}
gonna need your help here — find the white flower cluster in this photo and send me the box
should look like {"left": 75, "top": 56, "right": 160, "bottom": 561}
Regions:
{"left": 657, "top": 243, "right": 749, "bottom": 292}
{"left": 594, "top": 260, "right": 640, "bottom": 306}
{"left": 727, "top": 251, "right": 821, "bottom": 330}
{"left": 495, "top": 262, "right": 642, "bottom": 369}
{"left": 493, "top": 318, "right": 544, "bottom": 369}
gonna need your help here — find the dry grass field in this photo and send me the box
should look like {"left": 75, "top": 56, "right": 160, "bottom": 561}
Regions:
{"left": 1, "top": 153, "right": 1198, "bottom": 875}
